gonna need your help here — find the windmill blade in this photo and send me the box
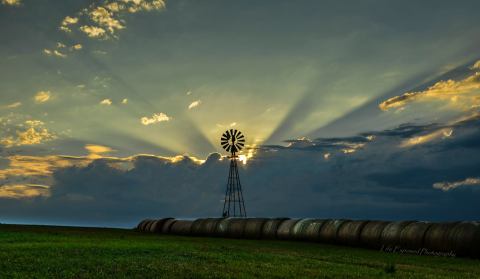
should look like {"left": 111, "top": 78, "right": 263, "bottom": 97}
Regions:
{"left": 233, "top": 129, "right": 238, "bottom": 137}
{"left": 231, "top": 145, "right": 237, "bottom": 153}
{"left": 235, "top": 144, "right": 243, "bottom": 151}
{"left": 237, "top": 142, "right": 245, "bottom": 147}
{"left": 226, "top": 145, "right": 231, "bottom": 152}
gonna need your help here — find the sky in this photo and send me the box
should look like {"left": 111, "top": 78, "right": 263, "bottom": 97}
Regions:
{"left": 1, "top": 0, "right": 480, "bottom": 228}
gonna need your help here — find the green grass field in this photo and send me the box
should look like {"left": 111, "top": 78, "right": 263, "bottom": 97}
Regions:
{"left": 0, "top": 224, "right": 478, "bottom": 278}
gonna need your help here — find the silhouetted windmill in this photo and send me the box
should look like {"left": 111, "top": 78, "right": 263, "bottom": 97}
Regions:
{"left": 221, "top": 129, "right": 247, "bottom": 217}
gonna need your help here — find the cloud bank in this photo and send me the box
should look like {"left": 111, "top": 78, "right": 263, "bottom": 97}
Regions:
{"left": 379, "top": 60, "right": 480, "bottom": 111}
{"left": 2, "top": 114, "right": 480, "bottom": 227}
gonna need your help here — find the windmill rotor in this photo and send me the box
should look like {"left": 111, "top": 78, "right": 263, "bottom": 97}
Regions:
{"left": 221, "top": 129, "right": 245, "bottom": 154}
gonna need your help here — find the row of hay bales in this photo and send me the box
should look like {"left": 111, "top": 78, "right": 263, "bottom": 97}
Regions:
{"left": 136, "top": 218, "right": 480, "bottom": 258}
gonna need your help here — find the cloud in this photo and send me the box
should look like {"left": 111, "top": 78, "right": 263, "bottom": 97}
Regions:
{"left": 3, "top": 102, "right": 21, "bottom": 109}
{"left": 379, "top": 64, "right": 480, "bottom": 111}
{"left": 80, "top": 26, "right": 107, "bottom": 39}
{"left": 34, "top": 91, "right": 51, "bottom": 103}
{"left": 44, "top": 43, "right": 81, "bottom": 58}
{"left": 471, "top": 60, "right": 480, "bottom": 70}
{"left": 89, "top": 6, "right": 125, "bottom": 35}
{"left": 0, "top": 184, "right": 50, "bottom": 199}
{"left": 100, "top": 99, "right": 112, "bottom": 105}
{"left": 60, "top": 16, "right": 79, "bottom": 32}
{"left": 2, "top": 110, "right": 480, "bottom": 226}
{"left": 85, "top": 144, "right": 113, "bottom": 158}
{"left": 1, "top": 0, "right": 21, "bottom": 6}
{"left": 399, "top": 128, "right": 453, "bottom": 147}
{"left": 2, "top": 114, "right": 480, "bottom": 226}
{"left": 61, "top": 0, "right": 166, "bottom": 40}
{"left": 141, "top": 112, "right": 171, "bottom": 125}
{"left": 0, "top": 120, "right": 57, "bottom": 147}
{"left": 433, "top": 178, "right": 480, "bottom": 191}
{"left": 188, "top": 100, "right": 202, "bottom": 110}
{"left": 71, "top": 44, "right": 82, "bottom": 51}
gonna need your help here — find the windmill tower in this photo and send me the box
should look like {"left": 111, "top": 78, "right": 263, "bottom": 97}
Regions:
{"left": 221, "top": 129, "right": 247, "bottom": 218}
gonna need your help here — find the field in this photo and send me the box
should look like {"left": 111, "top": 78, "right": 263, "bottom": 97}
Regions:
{"left": 0, "top": 224, "right": 479, "bottom": 278}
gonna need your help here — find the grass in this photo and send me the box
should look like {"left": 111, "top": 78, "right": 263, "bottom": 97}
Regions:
{"left": 0, "top": 224, "right": 479, "bottom": 278}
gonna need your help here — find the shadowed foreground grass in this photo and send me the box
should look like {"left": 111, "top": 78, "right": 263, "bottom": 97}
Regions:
{"left": 0, "top": 224, "right": 478, "bottom": 278}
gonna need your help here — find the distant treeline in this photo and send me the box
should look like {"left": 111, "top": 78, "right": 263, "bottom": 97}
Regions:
{"left": 136, "top": 218, "right": 480, "bottom": 258}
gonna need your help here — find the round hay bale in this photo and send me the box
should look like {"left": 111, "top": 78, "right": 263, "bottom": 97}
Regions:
{"left": 170, "top": 220, "right": 194, "bottom": 235}
{"left": 214, "top": 218, "right": 234, "bottom": 237}
{"left": 318, "top": 219, "right": 348, "bottom": 243}
{"left": 380, "top": 221, "right": 415, "bottom": 248}
{"left": 302, "top": 219, "right": 328, "bottom": 241}
{"left": 244, "top": 218, "right": 269, "bottom": 239}
{"left": 190, "top": 218, "right": 207, "bottom": 236}
{"left": 145, "top": 220, "right": 157, "bottom": 232}
{"left": 161, "top": 218, "right": 177, "bottom": 234}
{"left": 200, "top": 218, "right": 222, "bottom": 236}
{"left": 277, "top": 219, "right": 301, "bottom": 240}
{"left": 262, "top": 218, "right": 289, "bottom": 239}
{"left": 136, "top": 219, "right": 151, "bottom": 231}
{"left": 337, "top": 220, "right": 369, "bottom": 246}
{"left": 399, "top": 221, "right": 432, "bottom": 249}
{"left": 291, "top": 219, "right": 315, "bottom": 240}
{"left": 360, "top": 221, "right": 390, "bottom": 249}
{"left": 150, "top": 218, "right": 174, "bottom": 233}
{"left": 139, "top": 219, "right": 153, "bottom": 232}
{"left": 424, "top": 222, "right": 459, "bottom": 253}
{"left": 447, "top": 222, "right": 480, "bottom": 257}
{"left": 227, "top": 218, "right": 248, "bottom": 238}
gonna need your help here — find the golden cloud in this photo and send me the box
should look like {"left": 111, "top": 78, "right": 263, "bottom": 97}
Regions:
{"left": 53, "top": 50, "right": 67, "bottom": 58}
{"left": 400, "top": 128, "right": 453, "bottom": 148}
{"left": 1, "top": 0, "right": 21, "bottom": 6}
{"left": 90, "top": 6, "right": 125, "bottom": 34}
{"left": 100, "top": 99, "right": 112, "bottom": 105}
{"left": 141, "top": 112, "right": 171, "bottom": 125}
{"left": 379, "top": 66, "right": 480, "bottom": 111}
{"left": 4, "top": 102, "right": 21, "bottom": 109}
{"left": 60, "top": 16, "right": 79, "bottom": 32}
{"left": 0, "top": 120, "right": 56, "bottom": 147}
{"left": 433, "top": 177, "right": 480, "bottom": 191}
{"left": 471, "top": 60, "right": 480, "bottom": 70}
{"left": 72, "top": 44, "right": 83, "bottom": 50}
{"left": 34, "top": 91, "right": 51, "bottom": 103}
{"left": 80, "top": 25, "right": 107, "bottom": 39}
{"left": 188, "top": 100, "right": 202, "bottom": 110}
{"left": 0, "top": 184, "right": 50, "bottom": 199}
{"left": 42, "top": 49, "right": 65, "bottom": 58}
{"left": 17, "top": 120, "right": 56, "bottom": 146}
{"left": 61, "top": 0, "right": 165, "bottom": 41}
{"left": 85, "top": 144, "right": 113, "bottom": 159}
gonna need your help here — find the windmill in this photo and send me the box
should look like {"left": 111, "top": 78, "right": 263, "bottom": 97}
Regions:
{"left": 221, "top": 129, "right": 247, "bottom": 217}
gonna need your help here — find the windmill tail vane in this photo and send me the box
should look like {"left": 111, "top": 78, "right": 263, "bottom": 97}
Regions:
{"left": 221, "top": 129, "right": 247, "bottom": 218}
